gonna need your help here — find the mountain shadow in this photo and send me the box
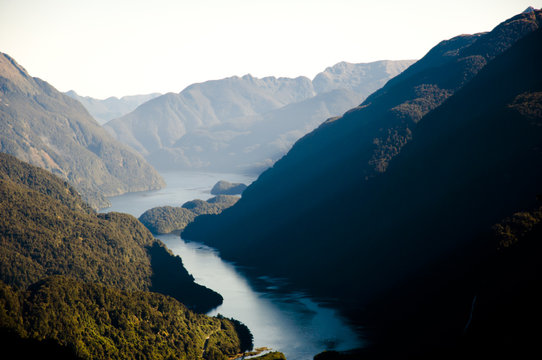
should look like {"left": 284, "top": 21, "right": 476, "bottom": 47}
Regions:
{"left": 183, "top": 10, "right": 542, "bottom": 356}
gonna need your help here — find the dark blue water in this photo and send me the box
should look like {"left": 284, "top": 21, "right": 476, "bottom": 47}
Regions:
{"left": 102, "top": 170, "right": 362, "bottom": 359}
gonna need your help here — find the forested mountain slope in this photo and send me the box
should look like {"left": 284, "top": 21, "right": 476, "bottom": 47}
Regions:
{"left": 0, "top": 152, "right": 252, "bottom": 359}
{"left": 0, "top": 152, "right": 221, "bottom": 312}
{"left": 183, "top": 10, "right": 542, "bottom": 354}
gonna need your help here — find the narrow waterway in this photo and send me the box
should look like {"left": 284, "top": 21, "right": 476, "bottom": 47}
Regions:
{"left": 102, "top": 170, "right": 362, "bottom": 359}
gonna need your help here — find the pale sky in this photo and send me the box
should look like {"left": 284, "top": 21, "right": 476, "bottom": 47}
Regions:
{"left": 0, "top": 0, "right": 539, "bottom": 99}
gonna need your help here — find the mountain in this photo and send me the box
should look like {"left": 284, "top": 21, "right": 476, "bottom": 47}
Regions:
{"left": 312, "top": 60, "right": 415, "bottom": 95}
{"left": 0, "top": 151, "right": 222, "bottom": 312}
{"left": 183, "top": 10, "right": 542, "bottom": 356}
{"left": 139, "top": 195, "right": 239, "bottom": 234}
{"left": 65, "top": 90, "right": 161, "bottom": 124}
{"left": 0, "top": 53, "right": 165, "bottom": 209}
{"left": 0, "top": 277, "right": 247, "bottom": 360}
{"left": 104, "top": 61, "right": 413, "bottom": 173}
{"left": 0, "top": 151, "right": 254, "bottom": 358}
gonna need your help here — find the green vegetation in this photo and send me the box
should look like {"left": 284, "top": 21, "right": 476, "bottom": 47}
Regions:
{"left": 139, "top": 206, "right": 197, "bottom": 234}
{"left": 249, "top": 352, "right": 287, "bottom": 360}
{"left": 493, "top": 206, "right": 542, "bottom": 250}
{"left": 0, "top": 276, "right": 243, "bottom": 360}
{"left": 139, "top": 195, "right": 238, "bottom": 234}
{"left": 0, "top": 52, "right": 164, "bottom": 209}
{"left": 0, "top": 152, "right": 250, "bottom": 358}
{"left": 0, "top": 151, "right": 221, "bottom": 309}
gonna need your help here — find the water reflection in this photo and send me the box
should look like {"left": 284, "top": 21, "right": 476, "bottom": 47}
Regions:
{"left": 160, "top": 234, "right": 362, "bottom": 359}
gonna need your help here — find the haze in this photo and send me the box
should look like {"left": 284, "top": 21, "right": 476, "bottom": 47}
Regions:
{"left": 0, "top": 0, "right": 539, "bottom": 99}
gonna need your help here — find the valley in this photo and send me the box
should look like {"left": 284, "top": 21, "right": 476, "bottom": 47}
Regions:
{"left": 1, "top": 4, "right": 541, "bottom": 360}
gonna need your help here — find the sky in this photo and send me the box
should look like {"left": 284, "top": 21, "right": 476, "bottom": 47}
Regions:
{"left": 1, "top": 0, "right": 540, "bottom": 99}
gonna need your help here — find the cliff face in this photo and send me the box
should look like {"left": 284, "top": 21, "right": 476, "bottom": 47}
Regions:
{"left": 0, "top": 53, "right": 164, "bottom": 209}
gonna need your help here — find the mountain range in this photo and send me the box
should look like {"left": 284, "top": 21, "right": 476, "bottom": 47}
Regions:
{"left": 182, "top": 9, "right": 542, "bottom": 358}
{"left": 104, "top": 60, "right": 414, "bottom": 173}
{"left": 0, "top": 53, "right": 164, "bottom": 209}
{"left": 65, "top": 91, "right": 161, "bottom": 125}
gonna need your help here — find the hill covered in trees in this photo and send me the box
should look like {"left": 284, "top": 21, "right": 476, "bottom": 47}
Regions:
{"left": 0, "top": 53, "right": 164, "bottom": 209}
{"left": 0, "top": 277, "right": 247, "bottom": 360}
{"left": 183, "top": 9, "right": 542, "bottom": 357}
{"left": 0, "top": 152, "right": 222, "bottom": 311}
{"left": 0, "top": 152, "right": 254, "bottom": 358}
{"left": 139, "top": 195, "right": 239, "bottom": 234}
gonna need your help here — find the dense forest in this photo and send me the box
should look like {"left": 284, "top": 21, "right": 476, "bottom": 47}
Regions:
{"left": 183, "top": 10, "right": 542, "bottom": 357}
{"left": 0, "top": 152, "right": 253, "bottom": 358}
{"left": 0, "top": 152, "right": 222, "bottom": 311}
{"left": 0, "top": 276, "right": 245, "bottom": 360}
{"left": 139, "top": 195, "right": 239, "bottom": 234}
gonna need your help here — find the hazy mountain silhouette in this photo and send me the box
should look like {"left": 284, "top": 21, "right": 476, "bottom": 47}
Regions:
{"left": 183, "top": 9, "right": 542, "bottom": 356}
{"left": 0, "top": 53, "right": 165, "bottom": 208}
{"left": 313, "top": 60, "right": 415, "bottom": 95}
{"left": 104, "top": 61, "right": 414, "bottom": 173}
{"left": 65, "top": 90, "right": 161, "bottom": 124}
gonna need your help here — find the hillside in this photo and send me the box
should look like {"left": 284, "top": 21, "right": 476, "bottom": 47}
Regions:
{"left": 0, "top": 152, "right": 221, "bottom": 312}
{"left": 0, "top": 151, "right": 255, "bottom": 358}
{"left": 139, "top": 195, "right": 239, "bottom": 234}
{"left": 104, "top": 61, "right": 413, "bottom": 173}
{"left": 0, "top": 53, "right": 164, "bottom": 209}
{"left": 0, "top": 277, "right": 247, "bottom": 360}
{"left": 183, "top": 10, "right": 542, "bottom": 355}
{"left": 65, "top": 90, "right": 161, "bottom": 124}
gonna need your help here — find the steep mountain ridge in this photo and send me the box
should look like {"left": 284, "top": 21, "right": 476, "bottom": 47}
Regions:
{"left": 0, "top": 53, "right": 165, "bottom": 209}
{"left": 182, "top": 10, "right": 542, "bottom": 352}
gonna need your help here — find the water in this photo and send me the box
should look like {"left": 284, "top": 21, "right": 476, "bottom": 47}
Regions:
{"left": 102, "top": 170, "right": 362, "bottom": 359}
{"left": 104, "top": 170, "right": 254, "bottom": 217}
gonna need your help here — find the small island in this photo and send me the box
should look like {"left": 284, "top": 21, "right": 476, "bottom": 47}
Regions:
{"left": 139, "top": 195, "right": 239, "bottom": 234}
{"left": 211, "top": 180, "right": 248, "bottom": 195}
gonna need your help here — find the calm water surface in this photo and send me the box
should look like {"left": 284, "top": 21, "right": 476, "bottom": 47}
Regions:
{"left": 102, "top": 170, "right": 362, "bottom": 359}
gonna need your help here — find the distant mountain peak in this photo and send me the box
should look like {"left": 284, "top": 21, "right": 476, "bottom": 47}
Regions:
{"left": 523, "top": 6, "right": 536, "bottom": 13}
